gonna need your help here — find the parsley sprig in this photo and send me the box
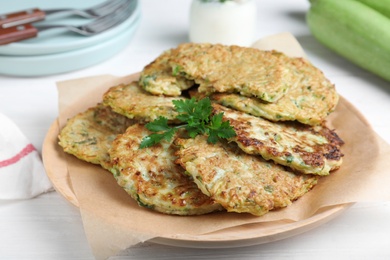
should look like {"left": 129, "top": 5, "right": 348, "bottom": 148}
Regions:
{"left": 139, "top": 97, "right": 236, "bottom": 148}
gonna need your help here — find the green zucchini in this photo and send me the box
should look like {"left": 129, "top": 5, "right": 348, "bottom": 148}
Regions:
{"left": 355, "top": 0, "right": 390, "bottom": 18}
{"left": 307, "top": 0, "right": 390, "bottom": 81}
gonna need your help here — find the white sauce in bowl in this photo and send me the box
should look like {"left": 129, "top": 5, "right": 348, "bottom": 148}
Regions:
{"left": 189, "top": 0, "right": 257, "bottom": 46}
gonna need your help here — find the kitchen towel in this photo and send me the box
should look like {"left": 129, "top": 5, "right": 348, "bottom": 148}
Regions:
{"left": 0, "top": 112, "right": 52, "bottom": 200}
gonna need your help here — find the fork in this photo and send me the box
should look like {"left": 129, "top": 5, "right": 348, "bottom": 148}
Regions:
{"left": 0, "top": 0, "right": 128, "bottom": 28}
{"left": 0, "top": 0, "right": 137, "bottom": 45}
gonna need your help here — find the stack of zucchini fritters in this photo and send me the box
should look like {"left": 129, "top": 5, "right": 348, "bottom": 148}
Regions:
{"left": 58, "top": 43, "right": 344, "bottom": 217}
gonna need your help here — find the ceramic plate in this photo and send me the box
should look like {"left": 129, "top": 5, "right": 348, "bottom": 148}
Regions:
{"left": 42, "top": 72, "right": 373, "bottom": 248}
{"left": 0, "top": 0, "right": 140, "bottom": 56}
{"left": 0, "top": 15, "right": 140, "bottom": 76}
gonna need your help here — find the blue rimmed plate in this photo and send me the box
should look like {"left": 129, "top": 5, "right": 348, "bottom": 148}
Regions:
{"left": 0, "top": 13, "right": 140, "bottom": 76}
{"left": 0, "top": 0, "right": 140, "bottom": 56}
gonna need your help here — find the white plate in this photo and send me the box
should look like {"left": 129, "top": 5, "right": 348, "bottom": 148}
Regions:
{"left": 0, "top": 15, "right": 140, "bottom": 76}
{"left": 0, "top": 0, "right": 140, "bottom": 56}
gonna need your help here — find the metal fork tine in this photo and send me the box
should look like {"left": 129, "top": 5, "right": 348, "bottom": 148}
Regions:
{"left": 43, "top": 0, "right": 127, "bottom": 19}
{"left": 34, "top": 0, "right": 137, "bottom": 36}
{"left": 0, "top": 0, "right": 130, "bottom": 29}
{"left": 85, "top": 0, "right": 126, "bottom": 17}
{"left": 0, "top": 0, "right": 138, "bottom": 44}
{"left": 85, "top": 1, "right": 136, "bottom": 34}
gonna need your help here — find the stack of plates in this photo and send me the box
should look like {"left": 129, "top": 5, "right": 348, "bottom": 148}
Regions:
{"left": 0, "top": 0, "right": 141, "bottom": 76}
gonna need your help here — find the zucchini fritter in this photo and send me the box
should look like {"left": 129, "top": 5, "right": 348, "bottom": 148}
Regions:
{"left": 109, "top": 124, "right": 223, "bottom": 215}
{"left": 210, "top": 56, "right": 339, "bottom": 125}
{"left": 102, "top": 81, "right": 187, "bottom": 123}
{"left": 169, "top": 43, "right": 294, "bottom": 102}
{"left": 212, "top": 104, "right": 344, "bottom": 175}
{"left": 58, "top": 103, "right": 135, "bottom": 170}
{"left": 175, "top": 136, "right": 318, "bottom": 216}
{"left": 139, "top": 49, "right": 195, "bottom": 96}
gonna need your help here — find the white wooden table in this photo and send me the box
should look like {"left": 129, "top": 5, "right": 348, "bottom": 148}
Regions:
{"left": 1, "top": 1, "right": 390, "bottom": 259}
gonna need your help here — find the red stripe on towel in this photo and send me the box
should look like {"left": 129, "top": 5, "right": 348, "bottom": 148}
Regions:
{"left": 0, "top": 144, "right": 36, "bottom": 168}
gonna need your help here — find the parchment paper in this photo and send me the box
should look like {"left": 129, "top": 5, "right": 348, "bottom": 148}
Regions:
{"left": 53, "top": 33, "right": 390, "bottom": 259}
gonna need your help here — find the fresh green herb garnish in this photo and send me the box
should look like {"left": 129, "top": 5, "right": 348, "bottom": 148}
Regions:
{"left": 286, "top": 155, "right": 295, "bottom": 163}
{"left": 139, "top": 97, "right": 236, "bottom": 148}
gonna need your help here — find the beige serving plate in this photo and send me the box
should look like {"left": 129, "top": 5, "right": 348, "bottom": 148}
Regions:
{"left": 42, "top": 71, "right": 365, "bottom": 248}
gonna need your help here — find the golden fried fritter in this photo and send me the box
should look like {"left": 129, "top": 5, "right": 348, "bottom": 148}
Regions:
{"left": 210, "top": 57, "right": 339, "bottom": 125}
{"left": 168, "top": 43, "right": 297, "bottom": 102}
{"left": 58, "top": 103, "right": 135, "bottom": 170}
{"left": 169, "top": 43, "right": 338, "bottom": 116}
{"left": 102, "top": 81, "right": 186, "bottom": 123}
{"left": 212, "top": 104, "right": 344, "bottom": 175}
{"left": 175, "top": 136, "right": 318, "bottom": 216}
{"left": 139, "top": 49, "right": 195, "bottom": 96}
{"left": 109, "top": 124, "right": 223, "bottom": 215}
